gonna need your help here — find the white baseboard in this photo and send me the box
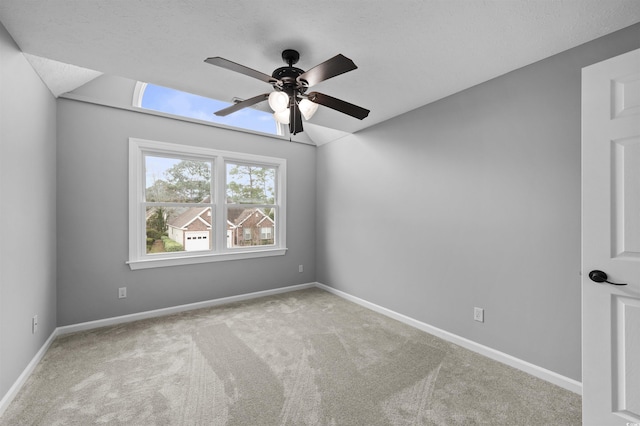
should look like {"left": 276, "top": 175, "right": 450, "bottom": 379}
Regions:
{"left": 0, "top": 328, "right": 59, "bottom": 417}
{"left": 315, "top": 282, "right": 582, "bottom": 395}
{"left": 57, "top": 282, "right": 316, "bottom": 336}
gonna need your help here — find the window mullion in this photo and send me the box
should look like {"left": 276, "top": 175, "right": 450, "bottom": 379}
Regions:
{"left": 134, "top": 145, "right": 145, "bottom": 259}
{"left": 215, "top": 156, "right": 226, "bottom": 251}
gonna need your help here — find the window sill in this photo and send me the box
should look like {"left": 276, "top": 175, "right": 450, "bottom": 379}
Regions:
{"left": 127, "top": 247, "right": 287, "bottom": 270}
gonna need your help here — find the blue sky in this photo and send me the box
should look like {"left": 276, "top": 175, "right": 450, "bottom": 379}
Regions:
{"left": 141, "top": 84, "right": 278, "bottom": 134}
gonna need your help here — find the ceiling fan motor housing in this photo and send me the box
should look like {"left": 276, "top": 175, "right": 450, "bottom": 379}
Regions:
{"left": 272, "top": 50, "right": 309, "bottom": 97}
{"left": 272, "top": 71, "right": 306, "bottom": 96}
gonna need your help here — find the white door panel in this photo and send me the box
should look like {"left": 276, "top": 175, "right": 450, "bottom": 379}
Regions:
{"left": 582, "top": 48, "right": 640, "bottom": 425}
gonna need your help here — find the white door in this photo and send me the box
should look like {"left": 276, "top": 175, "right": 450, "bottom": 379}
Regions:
{"left": 582, "top": 48, "right": 640, "bottom": 426}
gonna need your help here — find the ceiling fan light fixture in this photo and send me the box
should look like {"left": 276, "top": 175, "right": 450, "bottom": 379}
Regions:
{"left": 268, "top": 91, "right": 289, "bottom": 113}
{"left": 299, "top": 98, "right": 319, "bottom": 120}
{"left": 273, "top": 109, "right": 290, "bottom": 124}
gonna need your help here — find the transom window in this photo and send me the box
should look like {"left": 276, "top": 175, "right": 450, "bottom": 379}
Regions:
{"left": 133, "top": 82, "right": 281, "bottom": 135}
{"left": 128, "top": 138, "right": 286, "bottom": 270}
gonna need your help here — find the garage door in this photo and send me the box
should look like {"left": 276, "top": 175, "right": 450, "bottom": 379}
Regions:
{"left": 185, "top": 231, "right": 210, "bottom": 251}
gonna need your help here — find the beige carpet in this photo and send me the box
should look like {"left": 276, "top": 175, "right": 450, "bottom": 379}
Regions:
{"left": 0, "top": 288, "right": 581, "bottom": 425}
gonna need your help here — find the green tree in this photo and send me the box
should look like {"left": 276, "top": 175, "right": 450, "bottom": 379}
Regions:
{"left": 146, "top": 179, "right": 173, "bottom": 202}
{"left": 164, "top": 160, "right": 211, "bottom": 202}
{"left": 227, "top": 165, "right": 275, "bottom": 204}
{"left": 263, "top": 207, "right": 275, "bottom": 220}
{"left": 148, "top": 207, "right": 168, "bottom": 235}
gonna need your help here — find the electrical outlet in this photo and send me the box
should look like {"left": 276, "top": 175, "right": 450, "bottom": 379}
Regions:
{"left": 299, "top": 265, "right": 304, "bottom": 273}
{"left": 118, "top": 287, "right": 127, "bottom": 299}
{"left": 474, "top": 307, "right": 484, "bottom": 323}
{"left": 32, "top": 315, "right": 38, "bottom": 334}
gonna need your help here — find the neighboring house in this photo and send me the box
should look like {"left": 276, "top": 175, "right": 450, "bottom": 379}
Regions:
{"left": 166, "top": 205, "right": 274, "bottom": 251}
{"left": 167, "top": 206, "right": 212, "bottom": 251}
{"left": 227, "top": 207, "right": 275, "bottom": 247}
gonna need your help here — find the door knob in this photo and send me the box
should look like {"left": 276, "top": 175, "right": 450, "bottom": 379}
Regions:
{"left": 588, "top": 270, "right": 627, "bottom": 286}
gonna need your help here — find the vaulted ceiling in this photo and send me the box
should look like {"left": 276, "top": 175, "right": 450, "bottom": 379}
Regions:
{"left": 1, "top": 1, "right": 639, "bottom": 137}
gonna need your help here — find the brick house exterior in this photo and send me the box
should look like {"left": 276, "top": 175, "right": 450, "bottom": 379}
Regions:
{"left": 165, "top": 205, "right": 274, "bottom": 251}
{"left": 167, "top": 206, "right": 212, "bottom": 251}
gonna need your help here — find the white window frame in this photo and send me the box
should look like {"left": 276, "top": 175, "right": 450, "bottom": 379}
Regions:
{"left": 128, "top": 138, "right": 286, "bottom": 270}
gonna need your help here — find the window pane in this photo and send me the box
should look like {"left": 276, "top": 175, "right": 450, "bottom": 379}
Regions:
{"left": 146, "top": 206, "right": 213, "bottom": 253}
{"left": 226, "top": 206, "right": 275, "bottom": 248}
{"left": 226, "top": 163, "right": 275, "bottom": 204}
{"left": 145, "top": 156, "right": 211, "bottom": 203}
{"left": 140, "top": 83, "right": 279, "bottom": 135}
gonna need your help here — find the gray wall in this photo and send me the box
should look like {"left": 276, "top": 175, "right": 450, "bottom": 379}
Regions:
{"left": 0, "top": 23, "right": 57, "bottom": 399}
{"left": 56, "top": 99, "right": 316, "bottom": 326}
{"left": 317, "top": 23, "right": 640, "bottom": 381}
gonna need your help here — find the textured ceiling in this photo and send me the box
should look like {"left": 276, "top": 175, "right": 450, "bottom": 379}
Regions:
{"left": 23, "top": 53, "right": 103, "bottom": 97}
{"left": 1, "top": 1, "right": 639, "bottom": 135}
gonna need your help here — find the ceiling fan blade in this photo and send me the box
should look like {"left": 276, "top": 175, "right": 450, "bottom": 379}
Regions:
{"left": 214, "top": 93, "right": 269, "bottom": 116}
{"left": 290, "top": 101, "right": 304, "bottom": 135}
{"left": 307, "top": 92, "right": 370, "bottom": 120}
{"left": 204, "top": 57, "right": 277, "bottom": 84}
{"left": 297, "top": 54, "right": 357, "bottom": 87}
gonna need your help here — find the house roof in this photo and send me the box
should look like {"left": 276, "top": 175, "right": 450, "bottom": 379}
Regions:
{"left": 227, "top": 207, "right": 246, "bottom": 226}
{"left": 233, "top": 208, "right": 274, "bottom": 228}
{"left": 168, "top": 205, "right": 273, "bottom": 230}
{"left": 168, "top": 206, "right": 211, "bottom": 229}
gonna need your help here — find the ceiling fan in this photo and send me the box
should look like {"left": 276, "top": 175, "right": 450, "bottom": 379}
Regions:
{"left": 204, "top": 49, "right": 369, "bottom": 135}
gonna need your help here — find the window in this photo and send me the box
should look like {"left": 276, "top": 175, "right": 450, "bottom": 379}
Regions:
{"left": 133, "top": 83, "right": 281, "bottom": 135}
{"left": 261, "top": 227, "right": 273, "bottom": 240}
{"left": 128, "top": 138, "right": 286, "bottom": 270}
